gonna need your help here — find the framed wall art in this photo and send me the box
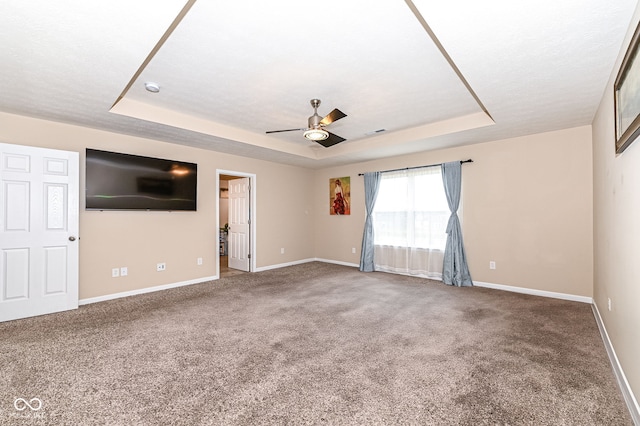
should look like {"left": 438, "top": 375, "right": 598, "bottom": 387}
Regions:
{"left": 615, "top": 20, "right": 640, "bottom": 154}
{"left": 329, "top": 176, "right": 350, "bottom": 215}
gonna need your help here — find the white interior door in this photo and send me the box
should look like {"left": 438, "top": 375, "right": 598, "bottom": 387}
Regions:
{"left": 0, "top": 143, "right": 79, "bottom": 322}
{"left": 228, "top": 177, "right": 250, "bottom": 271}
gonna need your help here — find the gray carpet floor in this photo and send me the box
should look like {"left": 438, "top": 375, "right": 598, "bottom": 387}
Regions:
{"left": 0, "top": 262, "right": 632, "bottom": 425}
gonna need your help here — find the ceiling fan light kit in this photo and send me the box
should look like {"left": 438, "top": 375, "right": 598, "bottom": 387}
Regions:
{"left": 266, "top": 99, "right": 347, "bottom": 147}
{"left": 303, "top": 128, "right": 329, "bottom": 141}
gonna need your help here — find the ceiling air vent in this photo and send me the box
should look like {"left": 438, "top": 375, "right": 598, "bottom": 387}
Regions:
{"left": 365, "top": 129, "right": 386, "bottom": 136}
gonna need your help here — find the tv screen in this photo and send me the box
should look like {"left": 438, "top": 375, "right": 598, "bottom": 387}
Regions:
{"left": 86, "top": 149, "right": 197, "bottom": 211}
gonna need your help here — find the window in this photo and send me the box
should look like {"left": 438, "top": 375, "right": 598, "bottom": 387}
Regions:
{"left": 373, "top": 167, "right": 450, "bottom": 250}
{"left": 372, "top": 166, "right": 453, "bottom": 279}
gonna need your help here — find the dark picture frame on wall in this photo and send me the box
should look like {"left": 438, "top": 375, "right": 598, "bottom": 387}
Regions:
{"left": 615, "top": 20, "right": 640, "bottom": 154}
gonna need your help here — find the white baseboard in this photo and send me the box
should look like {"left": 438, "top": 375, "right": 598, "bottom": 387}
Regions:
{"left": 314, "top": 258, "right": 359, "bottom": 268}
{"left": 255, "top": 258, "right": 359, "bottom": 272}
{"left": 473, "top": 280, "right": 593, "bottom": 304}
{"left": 254, "top": 258, "right": 317, "bottom": 272}
{"left": 79, "top": 258, "right": 352, "bottom": 304}
{"left": 79, "top": 276, "right": 217, "bottom": 305}
{"left": 257, "top": 261, "right": 592, "bottom": 304}
{"left": 592, "top": 302, "right": 640, "bottom": 424}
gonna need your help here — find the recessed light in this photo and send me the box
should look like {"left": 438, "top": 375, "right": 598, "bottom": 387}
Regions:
{"left": 144, "top": 82, "right": 160, "bottom": 93}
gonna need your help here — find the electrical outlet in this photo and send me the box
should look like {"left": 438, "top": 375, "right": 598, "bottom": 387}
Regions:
{"left": 157, "top": 262, "right": 166, "bottom": 272}
{"left": 280, "top": 248, "right": 285, "bottom": 254}
{"left": 112, "top": 268, "right": 120, "bottom": 278}
{"left": 352, "top": 247, "right": 356, "bottom": 254}
{"left": 120, "top": 267, "right": 128, "bottom": 277}
{"left": 608, "top": 298, "right": 612, "bottom": 311}
{"left": 489, "top": 261, "right": 496, "bottom": 270}
{"left": 197, "top": 257, "right": 203, "bottom": 266}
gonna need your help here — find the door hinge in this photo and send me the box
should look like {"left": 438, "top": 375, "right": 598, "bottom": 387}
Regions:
{"left": 248, "top": 254, "right": 251, "bottom": 259}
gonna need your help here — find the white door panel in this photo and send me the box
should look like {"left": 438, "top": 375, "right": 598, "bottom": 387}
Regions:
{"left": 3, "top": 248, "right": 29, "bottom": 299}
{"left": 4, "top": 181, "right": 30, "bottom": 231}
{"left": 0, "top": 143, "right": 79, "bottom": 322}
{"left": 228, "top": 177, "right": 250, "bottom": 272}
{"left": 44, "top": 246, "right": 68, "bottom": 294}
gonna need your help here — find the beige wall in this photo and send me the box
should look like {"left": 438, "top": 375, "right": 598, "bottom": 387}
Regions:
{"left": 592, "top": 5, "right": 640, "bottom": 407}
{"left": 0, "top": 112, "right": 595, "bottom": 302}
{"left": 315, "top": 126, "right": 594, "bottom": 297}
{"left": 0, "top": 112, "right": 315, "bottom": 299}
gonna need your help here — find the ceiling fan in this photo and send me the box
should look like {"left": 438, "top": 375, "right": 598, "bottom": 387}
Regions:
{"left": 266, "top": 99, "right": 347, "bottom": 148}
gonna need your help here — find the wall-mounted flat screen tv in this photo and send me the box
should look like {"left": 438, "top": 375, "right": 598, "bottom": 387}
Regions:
{"left": 86, "top": 149, "right": 197, "bottom": 211}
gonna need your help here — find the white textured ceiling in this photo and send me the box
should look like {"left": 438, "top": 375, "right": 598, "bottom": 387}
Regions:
{"left": 0, "top": 0, "right": 637, "bottom": 168}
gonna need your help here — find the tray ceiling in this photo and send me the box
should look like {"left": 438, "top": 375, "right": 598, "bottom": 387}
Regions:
{"left": 1, "top": 0, "right": 637, "bottom": 167}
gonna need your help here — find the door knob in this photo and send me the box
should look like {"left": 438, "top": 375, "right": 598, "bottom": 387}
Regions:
{"left": 69, "top": 236, "right": 76, "bottom": 241}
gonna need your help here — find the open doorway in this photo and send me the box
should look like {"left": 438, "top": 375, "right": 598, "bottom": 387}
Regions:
{"left": 218, "top": 170, "right": 256, "bottom": 278}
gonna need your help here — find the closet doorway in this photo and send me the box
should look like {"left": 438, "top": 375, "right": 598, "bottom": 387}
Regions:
{"left": 218, "top": 171, "right": 255, "bottom": 278}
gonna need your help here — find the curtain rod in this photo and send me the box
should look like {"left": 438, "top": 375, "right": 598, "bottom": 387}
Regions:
{"left": 358, "top": 159, "right": 473, "bottom": 176}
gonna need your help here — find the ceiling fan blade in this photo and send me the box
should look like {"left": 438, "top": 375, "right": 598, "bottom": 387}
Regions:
{"left": 320, "top": 108, "right": 347, "bottom": 126}
{"left": 265, "top": 128, "right": 306, "bottom": 134}
{"left": 316, "top": 132, "right": 346, "bottom": 148}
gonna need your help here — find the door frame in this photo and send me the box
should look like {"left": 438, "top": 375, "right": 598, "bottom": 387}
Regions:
{"left": 216, "top": 170, "right": 256, "bottom": 275}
